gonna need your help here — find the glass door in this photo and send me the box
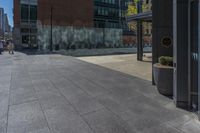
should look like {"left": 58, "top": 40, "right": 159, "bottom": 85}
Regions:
{"left": 189, "top": 0, "right": 199, "bottom": 111}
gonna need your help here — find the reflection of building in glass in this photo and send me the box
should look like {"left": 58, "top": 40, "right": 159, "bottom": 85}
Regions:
{"left": 94, "top": 0, "right": 137, "bottom": 46}
{"left": 126, "top": 0, "right": 152, "bottom": 46}
{"left": 142, "top": 0, "right": 152, "bottom": 12}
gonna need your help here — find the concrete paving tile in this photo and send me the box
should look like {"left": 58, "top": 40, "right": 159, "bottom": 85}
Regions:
{"left": 178, "top": 119, "right": 200, "bottom": 133}
{"left": 166, "top": 114, "right": 196, "bottom": 128}
{"left": 125, "top": 115, "right": 162, "bottom": 132}
{"left": 138, "top": 124, "right": 183, "bottom": 133}
{"left": 1, "top": 52, "right": 199, "bottom": 133}
{"left": 68, "top": 92, "right": 104, "bottom": 115}
{"left": 7, "top": 101, "right": 50, "bottom": 133}
{"left": 97, "top": 94, "right": 140, "bottom": 121}
{"left": 10, "top": 80, "right": 33, "bottom": 90}
{"left": 32, "top": 79, "right": 57, "bottom": 93}
{"left": 40, "top": 98, "right": 93, "bottom": 133}
{"left": 50, "top": 78, "right": 74, "bottom": 89}
{"left": 0, "top": 91, "right": 9, "bottom": 116}
{"left": 36, "top": 90, "right": 73, "bottom": 112}
{"left": 71, "top": 77, "right": 110, "bottom": 97}
{"left": 107, "top": 87, "right": 142, "bottom": 104}
{"left": 124, "top": 96, "right": 177, "bottom": 123}
{"left": 0, "top": 116, "right": 7, "bottom": 133}
{"left": 0, "top": 91, "right": 9, "bottom": 133}
{"left": 57, "top": 84, "right": 86, "bottom": 101}
{"left": 83, "top": 108, "right": 130, "bottom": 133}
{"left": 9, "top": 87, "right": 37, "bottom": 105}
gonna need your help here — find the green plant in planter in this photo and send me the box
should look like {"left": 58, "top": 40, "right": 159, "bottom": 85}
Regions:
{"left": 159, "top": 56, "right": 173, "bottom": 66}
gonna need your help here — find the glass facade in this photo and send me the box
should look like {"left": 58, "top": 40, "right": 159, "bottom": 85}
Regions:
{"left": 21, "top": 4, "right": 29, "bottom": 22}
{"left": 20, "top": 2, "right": 38, "bottom": 48}
{"left": 21, "top": 4, "right": 37, "bottom": 23}
{"left": 94, "top": 0, "right": 131, "bottom": 30}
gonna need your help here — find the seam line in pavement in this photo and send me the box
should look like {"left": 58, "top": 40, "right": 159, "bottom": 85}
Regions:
{"left": 6, "top": 62, "right": 13, "bottom": 133}
{"left": 48, "top": 78, "right": 97, "bottom": 133}
{"left": 28, "top": 69, "right": 53, "bottom": 133}
{"left": 8, "top": 99, "right": 39, "bottom": 107}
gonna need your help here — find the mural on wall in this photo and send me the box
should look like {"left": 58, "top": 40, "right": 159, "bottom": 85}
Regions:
{"left": 37, "top": 25, "right": 123, "bottom": 51}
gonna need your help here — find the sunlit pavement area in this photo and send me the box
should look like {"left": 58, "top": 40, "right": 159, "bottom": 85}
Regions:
{"left": 0, "top": 52, "right": 200, "bottom": 133}
{"left": 78, "top": 53, "right": 152, "bottom": 81}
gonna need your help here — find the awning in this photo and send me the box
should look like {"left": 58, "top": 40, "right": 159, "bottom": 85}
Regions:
{"left": 126, "top": 11, "right": 152, "bottom": 22}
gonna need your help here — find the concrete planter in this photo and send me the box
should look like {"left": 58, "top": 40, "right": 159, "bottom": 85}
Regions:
{"left": 153, "top": 63, "right": 173, "bottom": 96}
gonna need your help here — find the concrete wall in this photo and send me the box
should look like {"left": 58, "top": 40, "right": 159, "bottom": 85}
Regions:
{"left": 37, "top": 25, "right": 123, "bottom": 51}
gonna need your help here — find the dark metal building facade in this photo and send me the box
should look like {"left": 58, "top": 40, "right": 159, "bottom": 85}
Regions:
{"left": 127, "top": 0, "right": 200, "bottom": 118}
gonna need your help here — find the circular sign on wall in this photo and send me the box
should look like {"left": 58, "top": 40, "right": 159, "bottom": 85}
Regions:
{"left": 161, "top": 36, "right": 172, "bottom": 48}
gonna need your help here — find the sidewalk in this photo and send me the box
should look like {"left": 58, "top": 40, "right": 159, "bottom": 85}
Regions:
{"left": 78, "top": 53, "right": 152, "bottom": 81}
{"left": 0, "top": 52, "right": 199, "bottom": 133}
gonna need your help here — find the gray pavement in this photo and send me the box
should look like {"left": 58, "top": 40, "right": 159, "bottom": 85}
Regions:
{"left": 78, "top": 53, "right": 152, "bottom": 81}
{"left": 0, "top": 52, "right": 200, "bottom": 133}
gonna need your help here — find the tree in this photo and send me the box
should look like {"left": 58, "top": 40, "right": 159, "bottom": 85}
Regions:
{"left": 126, "top": 0, "right": 139, "bottom": 32}
{"left": 126, "top": 0, "right": 152, "bottom": 32}
{"left": 127, "top": 0, "right": 139, "bottom": 16}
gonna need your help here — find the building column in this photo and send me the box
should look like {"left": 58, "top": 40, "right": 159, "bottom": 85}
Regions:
{"left": 152, "top": 0, "right": 173, "bottom": 83}
{"left": 152, "top": 0, "right": 173, "bottom": 63}
{"left": 173, "top": 0, "right": 189, "bottom": 108}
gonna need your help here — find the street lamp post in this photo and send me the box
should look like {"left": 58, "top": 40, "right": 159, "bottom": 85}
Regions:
{"left": 50, "top": 6, "right": 53, "bottom": 51}
{"left": 119, "top": 0, "right": 122, "bottom": 28}
{"left": 137, "top": 0, "right": 143, "bottom": 61}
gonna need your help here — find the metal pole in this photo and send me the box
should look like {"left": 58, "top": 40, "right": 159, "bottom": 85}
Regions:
{"left": 50, "top": 6, "right": 53, "bottom": 51}
{"left": 119, "top": 0, "right": 121, "bottom": 28}
{"left": 28, "top": 0, "right": 31, "bottom": 48}
{"left": 198, "top": 0, "right": 200, "bottom": 119}
{"left": 137, "top": 0, "right": 143, "bottom": 61}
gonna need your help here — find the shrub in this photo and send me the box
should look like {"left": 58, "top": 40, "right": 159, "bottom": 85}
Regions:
{"left": 159, "top": 56, "right": 173, "bottom": 66}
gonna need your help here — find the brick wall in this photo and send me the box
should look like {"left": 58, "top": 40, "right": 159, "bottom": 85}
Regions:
{"left": 13, "top": 0, "right": 20, "bottom": 27}
{"left": 38, "top": 0, "right": 94, "bottom": 27}
{"left": 123, "top": 35, "right": 136, "bottom": 45}
{"left": 123, "top": 35, "right": 152, "bottom": 46}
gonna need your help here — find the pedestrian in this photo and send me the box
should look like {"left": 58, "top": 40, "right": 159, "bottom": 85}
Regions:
{"left": 8, "top": 41, "right": 14, "bottom": 54}
{"left": 0, "top": 41, "right": 3, "bottom": 54}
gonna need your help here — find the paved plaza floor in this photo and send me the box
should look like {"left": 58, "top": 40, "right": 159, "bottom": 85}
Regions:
{"left": 0, "top": 52, "right": 200, "bottom": 133}
{"left": 78, "top": 53, "right": 152, "bottom": 81}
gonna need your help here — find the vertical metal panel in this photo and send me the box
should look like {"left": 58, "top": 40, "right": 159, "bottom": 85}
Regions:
{"left": 173, "top": 0, "right": 189, "bottom": 108}
{"left": 188, "top": 0, "right": 191, "bottom": 109}
{"left": 173, "top": 0, "right": 178, "bottom": 104}
{"left": 190, "top": 0, "right": 198, "bottom": 111}
{"left": 198, "top": 0, "right": 200, "bottom": 117}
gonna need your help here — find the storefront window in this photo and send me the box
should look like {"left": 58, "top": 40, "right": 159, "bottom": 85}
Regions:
{"left": 22, "top": 35, "right": 29, "bottom": 44}
{"left": 30, "top": 5, "right": 37, "bottom": 22}
{"left": 21, "top": 4, "right": 29, "bottom": 22}
{"left": 20, "top": 4, "right": 37, "bottom": 23}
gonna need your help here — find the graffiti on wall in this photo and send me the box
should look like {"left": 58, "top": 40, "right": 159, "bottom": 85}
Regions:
{"left": 37, "top": 25, "right": 123, "bottom": 51}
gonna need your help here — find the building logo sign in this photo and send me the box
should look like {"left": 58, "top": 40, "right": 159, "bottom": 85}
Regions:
{"left": 161, "top": 36, "right": 172, "bottom": 48}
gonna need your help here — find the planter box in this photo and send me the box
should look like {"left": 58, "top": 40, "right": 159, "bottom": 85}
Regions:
{"left": 153, "top": 63, "right": 173, "bottom": 96}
